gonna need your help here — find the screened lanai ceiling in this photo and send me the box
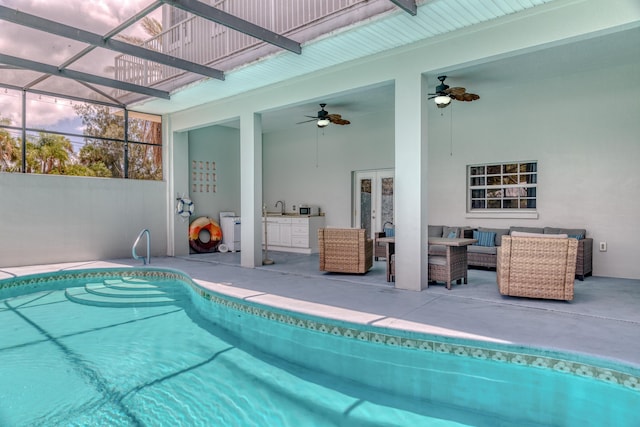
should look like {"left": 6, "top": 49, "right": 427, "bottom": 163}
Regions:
{"left": 0, "top": 0, "right": 561, "bottom": 113}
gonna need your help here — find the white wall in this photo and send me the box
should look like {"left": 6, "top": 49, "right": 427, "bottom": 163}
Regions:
{"left": 162, "top": 0, "right": 640, "bottom": 279}
{"left": 0, "top": 173, "right": 167, "bottom": 268}
{"left": 427, "top": 61, "right": 640, "bottom": 278}
{"left": 188, "top": 126, "right": 241, "bottom": 220}
{"left": 262, "top": 110, "right": 394, "bottom": 227}
{"left": 175, "top": 62, "right": 640, "bottom": 279}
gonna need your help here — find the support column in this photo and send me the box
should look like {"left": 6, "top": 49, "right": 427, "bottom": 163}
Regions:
{"left": 169, "top": 128, "right": 190, "bottom": 257}
{"left": 240, "top": 112, "right": 263, "bottom": 267}
{"left": 394, "top": 72, "right": 429, "bottom": 290}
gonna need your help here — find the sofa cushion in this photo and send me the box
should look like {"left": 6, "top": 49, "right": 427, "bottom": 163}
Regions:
{"left": 510, "top": 226, "right": 544, "bottom": 234}
{"left": 477, "top": 227, "right": 510, "bottom": 246}
{"left": 544, "top": 227, "right": 586, "bottom": 240}
{"left": 428, "top": 225, "right": 444, "bottom": 237}
{"left": 467, "top": 245, "right": 498, "bottom": 255}
{"left": 511, "top": 231, "right": 568, "bottom": 239}
{"left": 428, "top": 255, "right": 447, "bottom": 266}
{"left": 473, "top": 230, "right": 496, "bottom": 247}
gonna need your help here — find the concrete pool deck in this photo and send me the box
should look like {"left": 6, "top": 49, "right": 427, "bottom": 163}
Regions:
{"left": 2, "top": 252, "right": 639, "bottom": 368}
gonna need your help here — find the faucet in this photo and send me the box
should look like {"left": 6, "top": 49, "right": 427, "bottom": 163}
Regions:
{"left": 275, "top": 200, "right": 285, "bottom": 214}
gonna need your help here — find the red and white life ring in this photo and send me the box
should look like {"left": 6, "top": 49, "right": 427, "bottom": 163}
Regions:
{"left": 189, "top": 216, "right": 222, "bottom": 253}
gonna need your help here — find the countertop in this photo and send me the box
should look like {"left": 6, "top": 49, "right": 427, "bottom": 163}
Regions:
{"left": 264, "top": 213, "right": 324, "bottom": 218}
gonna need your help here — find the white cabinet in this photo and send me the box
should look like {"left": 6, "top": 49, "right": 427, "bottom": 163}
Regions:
{"left": 291, "top": 220, "right": 309, "bottom": 248}
{"left": 264, "top": 217, "right": 292, "bottom": 247}
{"left": 263, "top": 216, "right": 325, "bottom": 254}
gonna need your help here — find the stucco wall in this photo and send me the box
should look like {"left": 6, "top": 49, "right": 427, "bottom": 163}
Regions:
{"left": 188, "top": 126, "right": 241, "bottom": 221}
{"left": 0, "top": 173, "right": 167, "bottom": 268}
{"left": 262, "top": 109, "right": 394, "bottom": 228}
{"left": 168, "top": 58, "right": 639, "bottom": 279}
{"left": 160, "top": 0, "right": 640, "bottom": 279}
{"left": 427, "top": 61, "right": 640, "bottom": 279}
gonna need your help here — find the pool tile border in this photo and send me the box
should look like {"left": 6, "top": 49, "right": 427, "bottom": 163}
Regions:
{"left": 2, "top": 268, "right": 639, "bottom": 392}
{"left": 194, "top": 286, "right": 640, "bottom": 392}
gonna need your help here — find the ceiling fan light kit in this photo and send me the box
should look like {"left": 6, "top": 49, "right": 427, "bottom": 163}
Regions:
{"left": 317, "top": 118, "right": 330, "bottom": 127}
{"left": 434, "top": 95, "right": 452, "bottom": 108}
{"left": 428, "top": 75, "right": 479, "bottom": 109}
{"left": 298, "top": 103, "right": 351, "bottom": 127}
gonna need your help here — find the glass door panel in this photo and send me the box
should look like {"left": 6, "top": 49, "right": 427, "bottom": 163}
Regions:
{"left": 354, "top": 169, "right": 394, "bottom": 238}
{"left": 359, "top": 177, "right": 373, "bottom": 238}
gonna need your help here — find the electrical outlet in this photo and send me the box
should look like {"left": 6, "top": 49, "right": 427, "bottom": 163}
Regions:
{"left": 599, "top": 242, "right": 607, "bottom": 252}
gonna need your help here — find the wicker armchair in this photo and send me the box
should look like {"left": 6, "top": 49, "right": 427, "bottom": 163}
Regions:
{"left": 318, "top": 228, "right": 373, "bottom": 274}
{"left": 497, "top": 235, "right": 578, "bottom": 301}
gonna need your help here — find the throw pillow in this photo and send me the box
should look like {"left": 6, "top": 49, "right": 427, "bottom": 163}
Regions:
{"left": 473, "top": 230, "right": 496, "bottom": 247}
{"left": 568, "top": 234, "right": 584, "bottom": 240}
{"left": 442, "top": 226, "right": 459, "bottom": 238}
{"left": 447, "top": 231, "right": 457, "bottom": 239}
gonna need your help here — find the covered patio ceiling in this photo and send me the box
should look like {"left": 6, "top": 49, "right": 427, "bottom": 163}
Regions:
{"left": 0, "top": 0, "right": 565, "bottom": 113}
{"left": 0, "top": 0, "right": 417, "bottom": 108}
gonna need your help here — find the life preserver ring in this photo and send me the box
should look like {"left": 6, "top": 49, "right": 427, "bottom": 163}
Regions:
{"left": 189, "top": 216, "right": 222, "bottom": 253}
{"left": 176, "top": 197, "right": 194, "bottom": 218}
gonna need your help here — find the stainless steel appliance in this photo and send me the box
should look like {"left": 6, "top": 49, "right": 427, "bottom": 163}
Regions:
{"left": 298, "top": 206, "right": 319, "bottom": 216}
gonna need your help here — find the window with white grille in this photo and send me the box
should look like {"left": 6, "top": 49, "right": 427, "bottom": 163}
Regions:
{"left": 468, "top": 161, "right": 537, "bottom": 211}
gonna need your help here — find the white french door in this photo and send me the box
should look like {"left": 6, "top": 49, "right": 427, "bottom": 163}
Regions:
{"left": 353, "top": 169, "right": 394, "bottom": 239}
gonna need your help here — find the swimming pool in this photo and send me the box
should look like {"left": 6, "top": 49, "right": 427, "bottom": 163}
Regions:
{"left": 1, "top": 268, "right": 638, "bottom": 426}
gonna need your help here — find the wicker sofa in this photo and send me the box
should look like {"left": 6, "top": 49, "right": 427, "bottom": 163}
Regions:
{"left": 496, "top": 234, "right": 578, "bottom": 301}
{"left": 428, "top": 225, "right": 593, "bottom": 280}
{"left": 318, "top": 228, "right": 373, "bottom": 274}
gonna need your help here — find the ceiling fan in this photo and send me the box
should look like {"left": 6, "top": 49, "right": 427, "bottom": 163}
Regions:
{"left": 428, "top": 76, "right": 480, "bottom": 108}
{"left": 297, "top": 103, "right": 351, "bottom": 127}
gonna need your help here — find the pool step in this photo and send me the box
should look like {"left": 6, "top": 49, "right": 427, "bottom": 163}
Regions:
{"left": 85, "top": 281, "right": 168, "bottom": 298}
{"left": 65, "top": 278, "right": 184, "bottom": 308}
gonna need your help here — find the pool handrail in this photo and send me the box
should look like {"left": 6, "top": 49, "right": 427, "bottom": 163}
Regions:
{"left": 132, "top": 228, "right": 150, "bottom": 265}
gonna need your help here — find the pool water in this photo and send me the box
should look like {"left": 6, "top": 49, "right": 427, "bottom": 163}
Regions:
{"left": 1, "top": 269, "right": 639, "bottom": 426}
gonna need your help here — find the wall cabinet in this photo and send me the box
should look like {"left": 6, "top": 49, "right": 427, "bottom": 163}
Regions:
{"left": 262, "top": 216, "right": 325, "bottom": 254}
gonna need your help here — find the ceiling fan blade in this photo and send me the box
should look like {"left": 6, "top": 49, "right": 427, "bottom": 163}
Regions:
{"left": 328, "top": 114, "right": 350, "bottom": 125}
{"left": 459, "top": 93, "right": 480, "bottom": 101}
{"left": 445, "top": 87, "right": 466, "bottom": 96}
{"left": 296, "top": 118, "right": 317, "bottom": 124}
{"left": 428, "top": 93, "right": 449, "bottom": 100}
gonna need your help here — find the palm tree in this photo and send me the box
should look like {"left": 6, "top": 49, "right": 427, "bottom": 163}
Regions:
{"left": 101, "top": 16, "right": 163, "bottom": 179}
{"left": 0, "top": 124, "right": 20, "bottom": 171}
{"left": 26, "top": 133, "right": 73, "bottom": 174}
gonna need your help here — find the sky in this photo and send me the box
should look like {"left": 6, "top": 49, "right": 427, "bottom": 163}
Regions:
{"left": 0, "top": 0, "right": 162, "bottom": 132}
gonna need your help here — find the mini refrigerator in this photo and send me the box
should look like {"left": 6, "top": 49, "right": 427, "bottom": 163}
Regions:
{"left": 219, "top": 212, "right": 241, "bottom": 252}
